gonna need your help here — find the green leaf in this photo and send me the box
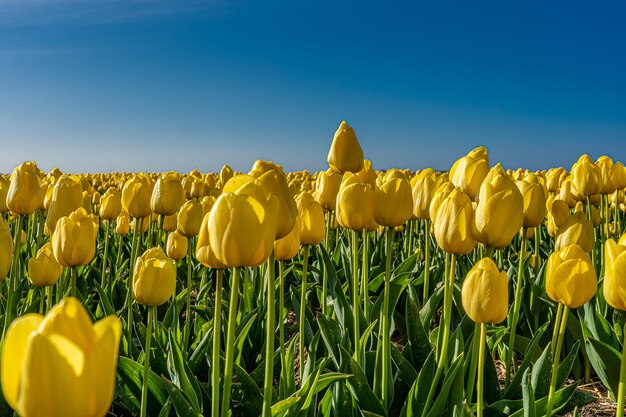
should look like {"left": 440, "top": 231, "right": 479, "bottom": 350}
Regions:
{"left": 166, "top": 333, "right": 202, "bottom": 413}
{"left": 116, "top": 356, "right": 168, "bottom": 415}
{"left": 426, "top": 353, "right": 464, "bottom": 417}
{"left": 161, "top": 376, "right": 203, "bottom": 417}
{"left": 271, "top": 396, "right": 301, "bottom": 416}
{"left": 339, "top": 346, "right": 386, "bottom": 416}
{"left": 522, "top": 368, "right": 535, "bottom": 417}
{"left": 530, "top": 342, "right": 552, "bottom": 398}
{"left": 585, "top": 336, "right": 622, "bottom": 396}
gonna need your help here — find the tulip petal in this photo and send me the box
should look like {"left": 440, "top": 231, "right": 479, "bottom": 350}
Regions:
{"left": 1, "top": 314, "right": 44, "bottom": 410}
{"left": 39, "top": 298, "right": 95, "bottom": 352}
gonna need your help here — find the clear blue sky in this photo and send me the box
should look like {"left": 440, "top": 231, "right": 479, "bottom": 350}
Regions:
{"left": 1, "top": 0, "right": 625, "bottom": 174}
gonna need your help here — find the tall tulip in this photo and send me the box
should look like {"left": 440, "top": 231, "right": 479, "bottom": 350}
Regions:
{"left": 327, "top": 120, "right": 364, "bottom": 174}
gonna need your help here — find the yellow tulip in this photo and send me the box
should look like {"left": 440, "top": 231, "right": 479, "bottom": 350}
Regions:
{"left": 0, "top": 217, "right": 12, "bottom": 280}
{"left": 177, "top": 199, "right": 203, "bottom": 238}
{"left": 28, "top": 242, "right": 63, "bottom": 287}
{"left": 613, "top": 161, "right": 626, "bottom": 190}
{"left": 133, "top": 247, "right": 176, "bottom": 307}
{"left": 297, "top": 192, "right": 325, "bottom": 245}
{"left": 412, "top": 170, "right": 443, "bottom": 220}
{"left": 0, "top": 176, "right": 10, "bottom": 212}
{"left": 604, "top": 239, "right": 626, "bottom": 311}
{"left": 166, "top": 230, "right": 188, "bottom": 261}
{"left": 274, "top": 216, "right": 301, "bottom": 261}
{"left": 555, "top": 211, "right": 593, "bottom": 253}
{"left": 449, "top": 146, "right": 490, "bottom": 200}
{"left": 546, "top": 244, "right": 597, "bottom": 308}
{"left": 150, "top": 172, "right": 185, "bottom": 216}
{"left": 327, "top": 120, "right": 364, "bottom": 174}
{"left": 596, "top": 156, "right": 617, "bottom": 195}
{"left": 1, "top": 297, "right": 121, "bottom": 417}
{"left": 130, "top": 216, "right": 150, "bottom": 234}
{"left": 461, "top": 257, "right": 508, "bottom": 324}
{"left": 517, "top": 173, "right": 547, "bottom": 228}
{"left": 314, "top": 168, "right": 343, "bottom": 211}
{"left": 51, "top": 207, "right": 98, "bottom": 267}
{"left": 571, "top": 154, "right": 601, "bottom": 197}
{"left": 559, "top": 178, "right": 577, "bottom": 207}
{"left": 474, "top": 164, "right": 524, "bottom": 249}
{"left": 99, "top": 188, "right": 122, "bottom": 221}
{"left": 209, "top": 192, "right": 279, "bottom": 267}
{"left": 357, "top": 159, "right": 378, "bottom": 188}
{"left": 547, "top": 198, "right": 570, "bottom": 237}
{"left": 429, "top": 181, "right": 455, "bottom": 222}
{"left": 6, "top": 162, "right": 42, "bottom": 215}
{"left": 374, "top": 177, "right": 413, "bottom": 228}
{"left": 433, "top": 187, "right": 477, "bottom": 254}
{"left": 336, "top": 173, "right": 375, "bottom": 231}
{"left": 121, "top": 174, "right": 153, "bottom": 219}
{"left": 254, "top": 167, "right": 297, "bottom": 240}
{"left": 196, "top": 212, "right": 227, "bottom": 269}
{"left": 115, "top": 210, "right": 130, "bottom": 236}
{"left": 546, "top": 168, "right": 566, "bottom": 193}
{"left": 219, "top": 164, "right": 235, "bottom": 187}
{"left": 46, "top": 175, "right": 83, "bottom": 232}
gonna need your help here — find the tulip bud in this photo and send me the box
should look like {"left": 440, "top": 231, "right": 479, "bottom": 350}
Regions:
{"left": 475, "top": 165, "right": 524, "bottom": 248}
{"left": 555, "top": 211, "right": 593, "bottom": 253}
{"left": 0, "top": 176, "right": 10, "bottom": 213}
{"left": 100, "top": 187, "right": 122, "bottom": 221}
{"left": 220, "top": 164, "right": 234, "bottom": 187}
{"left": 274, "top": 216, "right": 301, "bottom": 261}
{"left": 449, "top": 146, "right": 490, "bottom": 200}
{"left": 433, "top": 187, "right": 477, "bottom": 254}
{"left": 546, "top": 244, "right": 597, "bottom": 308}
{"left": 412, "top": 170, "right": 442, "bottom": 220}
{"left": 166, "top": 230, "right": 188, "bottom": 261}
{"left": 254, "top": 167, "right": 297, "bottom": 240}
{"left": 374, "top": 177, "right": 413, "bottom": 228}
{"left": 122, "top": 174, "right": 153, "bottom": 219}
{"left": 297, "top": 192, "right": 325, "bottom": 246}
{"left": 357, "top": 159, "right": 378, "bottom": 188}
{"left": 596, "top": 156, "right": 617, "bottom": 195}
{"left": 1, "top": 297, "right": 121, "bottom": 417}
{"left": 604, "top": 239, "right": 626, "bottom": 311}
{"left": 116, "top": 210, "right": 130, "bottom": 235}
{"left": 177, "top": 199, "right": 203, "bottom": 238}
{"left": 0, "top": 217, "right": 12, "bottom": 281}
{"left": 209, "top": 192, "right": 279, "bottom": 267}
{"left": 151, "top": 172, "right": 185, "bottom": 216}
{"left": 28, "top": 242, "right": 63, "bottom": 287}
{"left": 327, "top": 121, "right": 364, "bottom": 174}
{"left": 429, "top": 181, "right": 455, "bottom": 223}
{"left": 517, "top": 173, "right": 547, "bottom": 228}
{"left": 314, "top": 169, "right": 343, "bottom": 211}
{"left": 613, "top": 161, "right": 626, "bottom": 190}
{"left": 133, "top": 247, "right": 176, "bottom": 307}
{"left": 46, "top": 175, "right": 83, "bottom": 232}
{"left": 7, "top": 162, "right": 42, "bottom": 215}
{"left": 571, "top": 154, "right": 601, "bottom": 197}
{"left": 51, "top": 207, "right": 99, "bottom": 267}
{"left": 336, "top": 173, "right": 375, "bottom": 231}
{"left": 461, "top": 257, "right": 508, "bottom": 324}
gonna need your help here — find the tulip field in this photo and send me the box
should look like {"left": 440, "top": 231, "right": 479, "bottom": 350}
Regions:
{"left": 2, "top": 121, "right": 626, "bottom": 417}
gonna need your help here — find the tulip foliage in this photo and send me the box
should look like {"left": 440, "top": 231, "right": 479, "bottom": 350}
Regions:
{"left": 1, "top": 134, "right": 626, "bottom": 417}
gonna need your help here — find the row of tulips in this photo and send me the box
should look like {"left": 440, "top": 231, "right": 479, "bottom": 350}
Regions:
{"left": 1, "top": 122, "right": 626, "bottom": 416}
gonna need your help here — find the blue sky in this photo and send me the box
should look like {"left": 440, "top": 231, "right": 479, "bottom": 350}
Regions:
{"left": 1, "top": 0, "right": 625, "bottom": 174}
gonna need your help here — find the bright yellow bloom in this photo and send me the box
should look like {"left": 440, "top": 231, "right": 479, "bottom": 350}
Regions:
{"left": 555, "top": 211, "right": 593, "bottom": 253}
{"left": 115, "top": 210, "right": 130, "bottom": 236}
{"left": 150, "top": 172, "right": 185, "bottom": 216}
{"left": 374, "top": 177, "right": 412, "bottom": 228}
{"left": 571, "top": 154, "right": 601, "bottom": 197}
{"left": 177, "top": 199, "right": 203, "bottom": 238}
{"left": 7, "top": 162, "right": 42, "bottom": 215}
{"left": 196, "top": 212, "right": 227, "bottom": 269}
{"left": 449, "top": 146, "right": 489, "bottom": 200}
{"left": 166, "top": 230, "right": 188, "bottom": 261}
{"left": 46, "top": 175, "right": 83, "bottom": 232}
{"left": 604, "top": 239, "right": 626, "bottom": 311}
{"left": 51, "top": 207, "right": 99, "bottom": 267}
{"left": 274, "top": 216, "right": 301, "bottom": 261}
{"left": 327, "top": 121, "right": 364, "bottom": 174}
{"left": 1, "top": 297, "right": 121, "bottom": 417}
{"left": 336, "top": 173, "right": 375, "bottom": 231}
{"left": 433, "top": 187, "right": 477, "bottom": 254}
{"left": 474, "top": 164, "right": 524, "bottom": 248}
{"left": 28, "top": 243, "right": 63, "bottom": 287}
{"left": 297, "top": 192, "right": 325, "bottom": 245}
{"left": 0, "top": 217, "right": 12, "bottom": 280}
{"left": 254, "top": 166, "right": 297, "bottom": 240}
{"left": 517, "top": 173, "right": 547, "bottom": 228}
{"left": 461, "top": 257, "right": 508, "bottom": 324}
{"left": 133, "top": 247, "right": 176, "bottom": 307}
{"left": 546, "top": 244, "right": 597, "bottom": 308}
{"left": 121, "top": 174, "right": 153, "bottom": 219}
{"left": 99, "top": 188, "right": 122, "bottom": 221}
{"left": 315, "top": 168, "right": 343, "bottom": 211}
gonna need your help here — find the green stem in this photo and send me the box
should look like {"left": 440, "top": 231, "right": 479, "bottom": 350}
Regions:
{"left": 477, "top": 323, "right": 487, "bottom": 417}
{"left": 38, "top": 288, "right": 44, "bottom": 314}
{"left": 322, "top": 212, "right": 331, "bottom": 315}
{"left": 183, "top": 238, "right": 193, "bottom": 349}
{"left": 3, "top": 214, "right": 22, "bottom": 337}
{"left": 158, "top": 215, "right": 165, "bottom": 249}
{"left": 423, "top": 219, "right": 430, "bottom": 303}
{"left": 299, "top": 245, "right": 310, "bottom": 387}
{"left": 422, "top": 253, "right": 456, "bottom": 417}
{"left": 546, "top": 305, "right": 569, "bottom": 417}
{"left": 262, "top": 254, "right": 276, "bottom": 417}
{"left": 46, "top": 285, "right": 53, "bottom": 313}
{"left": 381, "top": 227, "right": 395, "bottom": 409}
{"left": 211, "top": 269, "right": 223, "bottom": 417}
{"left": 361, "top": 229, "right": 369, "bottom": 321}
{"left": 71, "top": 266, "right": 77, "bottom": 298}
{"left": 221, "top": 267, "right": 241, "bottom": 417}
{"left": 278, "top": 260, "right": 286, "bottom": 393}
{"left": 351, "top": 230, "right": 362, "bottom": 366}
{"left": 101, "top": 220, "right": 111, "bottom": 288}
{"left": 617, "top": 321, "right": 626, "bottom": 417}
{"left": 550, "top": 303, "right": 563, "bottom": 358}
{"left": 140, "top": 306, "right": 154, "bottom": 417}
{"left": 466, "top": 322, "right": 481, "bottom": 404}
{"left": 506, "top": 232, "right": 526, "bottom": 387}
{"left": 534, "top": 226, "right": 541, "bottom": 272}
{"left": 126, "top": 217, "right": 141, "bottom": 354}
